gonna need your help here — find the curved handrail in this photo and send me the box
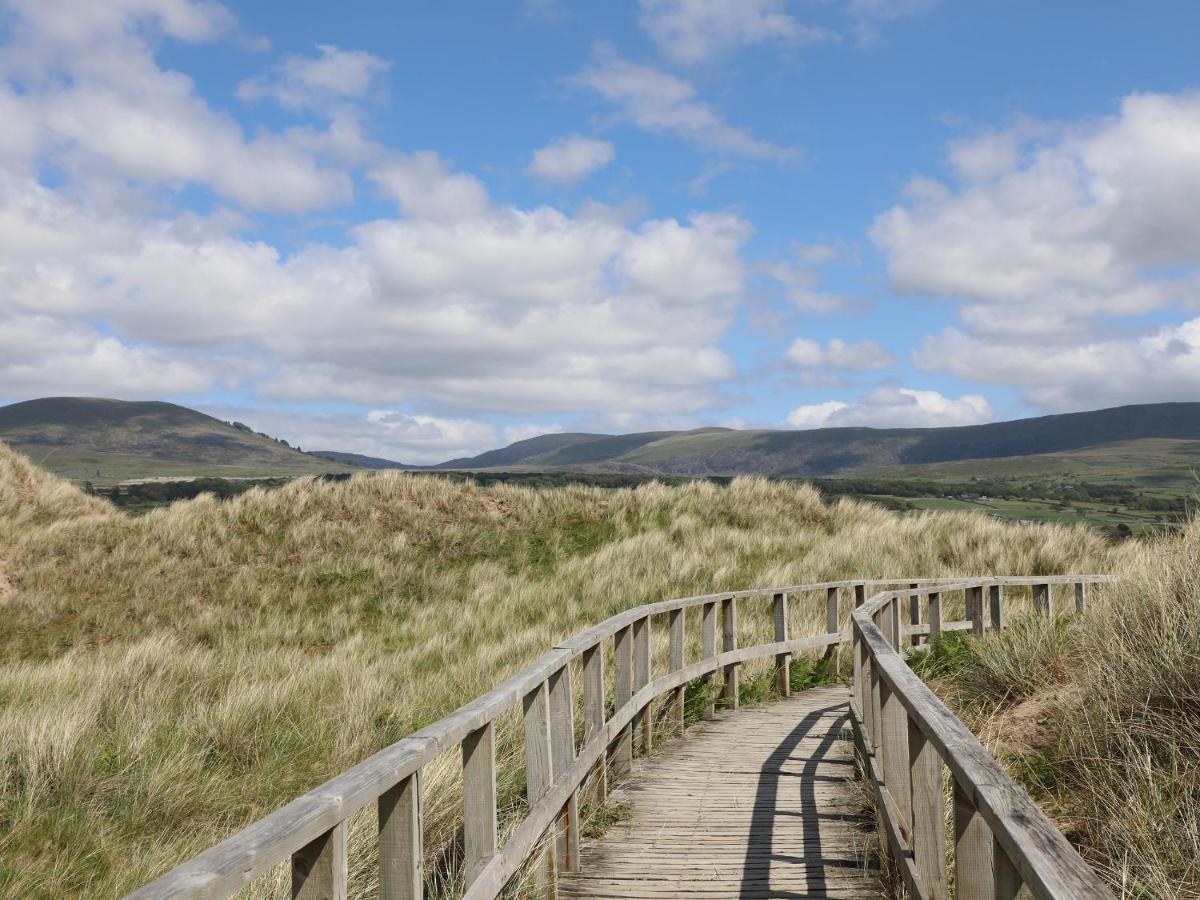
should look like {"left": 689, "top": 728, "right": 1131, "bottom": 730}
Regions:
{"left": 128, "top": 575, "right": 1107, "bottom": 899}
{"left": 852, "top": 577, "right": 1112, "bottom": 899}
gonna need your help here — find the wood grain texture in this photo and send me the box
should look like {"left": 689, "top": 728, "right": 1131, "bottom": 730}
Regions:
{"left": 378, "top": 773, "right": 421, "bottom": 900}
{"left": 720, "top": 597, "right": 739, "bottom": 710}
{"left": 773, "top": 592, "right": 791, "bottom": 697}
{"left": 559, "top": 687, "right": 881, "bottom": 899}
{"left": 462, "top": 723, "right": 497, "bottom": 888}
{"left": 291, "top": 822, "right": 346, "bottom": 900}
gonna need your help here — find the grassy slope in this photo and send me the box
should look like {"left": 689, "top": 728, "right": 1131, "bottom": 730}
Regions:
{"left": 0, "top": 397, "right": 357, "bottom": 484}
{"left": 862, "top": 437, "right": 1200, "bottom": 490}
{"left": 915, "top": 524, "right": 1200, "bottom": 897}
{"left": 442, "top": 403, "right": 1200, "bottom": 482}
{"left": 0, "top": 442, "right": 1123, "bottom": 897}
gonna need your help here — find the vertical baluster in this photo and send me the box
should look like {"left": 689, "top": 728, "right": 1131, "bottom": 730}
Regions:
{"left": 1075, "top": 580, "right": 1087, "bottom": 615}
{"left": 462, "top": 722, "right": 497, "bottom": 888}
{"left": 954, "top": 781, "right": 993, "bottom": 900}
{"left": 582, "top": 643, "right": 606, "bottom": 804}
{"left": 909, "top": 583, "right": 922, "bottom": 647}
{"left": 970, "top": 585, "right": 985, "bottom": 638}
{"left": 826, "top": 586, "right": 841, "bottom": 671}
{"left": 880, "top": 640, "right": 911, "bottom": 830}
{"left": 1034, "top": 582, "right": 1052, "bottom": 616}
{"left": 773, "top": 591, "right": 790, "bottom": 696}
{"left": 548, "top": 664, "right": 580, "bottom": 872}
{"left": 701, "top": 601, "right": 717, "bottom": 719}
{"left": 886, "top": 596, "right": 900, "bottom": 648}
{"left": 908, "top": 721, "right": 947, "bottom": 899}
{"left": 379, "top": 772, "right": 422, "bottom": 900}
{"left": 928, "top": 591, "right": 942, "bottom": 644}
{"left": 854, "top": 582, "right": 866, "bottom": 608}
{"left": 720, "top": 596, "right": 739, "bottom": 709}
{"left": 632, "top": 616, "right": 652, "bottom": 753}
{"left": 523, "top": 680, "right": 557, "bottom": 895}
{"left": 989, "top": 584, "right": 1003, "bottom": 631}
{"left": 994, "top": 837, "right": 1023, "bottom": 899}
{"left": 668, "top": 607, "right": 685, "bottom": 734}
{"left": 292, "top": 822, "right": 347, "bottom": 900}
{"left": 870, "top": 610, "right": 883, "bottom": 771}
{"left": 612, "top": 625, "right": 633, "bottom": 777}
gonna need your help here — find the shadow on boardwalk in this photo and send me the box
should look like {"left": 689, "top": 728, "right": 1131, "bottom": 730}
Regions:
{"left": 560, "top": 684, "right": 881, "bottom": 899}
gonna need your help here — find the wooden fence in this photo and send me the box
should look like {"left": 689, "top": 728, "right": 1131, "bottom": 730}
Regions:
{"left": 852, "top": 576, "right": 1113, "bottom": 900}
{"left": 127, "top": 574, "right": 1110, "bottom": 899}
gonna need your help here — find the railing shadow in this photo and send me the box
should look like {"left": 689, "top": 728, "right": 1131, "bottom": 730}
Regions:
{"left": 740, "top": 701, "right": 871, "bottom": 899}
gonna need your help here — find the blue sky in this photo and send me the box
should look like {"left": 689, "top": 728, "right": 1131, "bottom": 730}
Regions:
{"left": 2, "top": 0, "right": 1200, "bottom": 462}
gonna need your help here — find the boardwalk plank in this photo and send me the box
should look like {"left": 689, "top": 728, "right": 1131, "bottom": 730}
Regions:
{"left": 560, "top": 685, "right": 882, "bottom": 899}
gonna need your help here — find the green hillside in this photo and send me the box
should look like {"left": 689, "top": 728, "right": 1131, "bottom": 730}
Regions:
{"left": 0, "top": 398, "right": 358, "bottom": 485}
{"left": 439, "top": 403, "right": 1200, "bottom": 479}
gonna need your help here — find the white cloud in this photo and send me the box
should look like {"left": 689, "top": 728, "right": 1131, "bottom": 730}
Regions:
{"left": 784, "top": 400, "right": 848, "bottom": 429}
{"left": 237, "top": 44, "right": 390, "bottom": 111}
{"left": 369, "top": 151, "right": 491, "bottom": 221}
{"left": 0, "top": 314, "right": 211, "bottom": 398}
{"left": 0, "top": 1, "right": 757, "bottom": 428}
{"left": 785, "top": 337, "right": 896, "bottom": 370}
{"left": 786, "top": 387, "right": 994, "bottom": 429}
{"left": 638, "top": 0, "right": 835, "bottom": 65}
{"left": 0, "top": 0, "right": 354, "bottom": 213}
{"left": 201, "top": 406, "right": 546, "bottom": 465}
{"left": 572, "top": 43, "right": 797, "bottom": 160}
{"left": 874, "top": 91, "right": 1200, "bottom": 411}
{"left": 767, "top": 243, "right": 844, "bottom": 312}
{"left": 919, "top": 319, "right": 1200, "bottom": 413}
{"left": 527, "top": 135, "right": 614, "bottom": 184}
{"left": 873, "top": 93, "right": 1200, "bottom": 323}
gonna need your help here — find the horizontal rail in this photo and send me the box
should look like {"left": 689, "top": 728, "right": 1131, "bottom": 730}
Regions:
{"left": 130, "top": 574, "right": 1109, "bottom": 899}
{"left": 852, "top": 576, "right": 1112, "bottom": 900}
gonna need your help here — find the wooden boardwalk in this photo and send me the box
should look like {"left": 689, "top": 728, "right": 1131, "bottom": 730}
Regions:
{"left": 560, "top": 685, "right": 882, "bottom": 899}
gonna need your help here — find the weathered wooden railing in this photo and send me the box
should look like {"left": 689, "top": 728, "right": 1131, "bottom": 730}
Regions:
{"left": 128, "top": 574, "right": 1111, "bottom": 900}
{"left": 851, "top": 576, "right": 1113, "bottom": 900}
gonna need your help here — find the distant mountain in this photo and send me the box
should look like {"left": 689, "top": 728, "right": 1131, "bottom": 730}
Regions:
{"left": 432, "top": 403, "right": 1200, "bottom": 478}
{"left": 0, "top": 397, "right": 358, "bottom": 484}
{"left": 307, "top": 450, "right": 416, "bottom": 470}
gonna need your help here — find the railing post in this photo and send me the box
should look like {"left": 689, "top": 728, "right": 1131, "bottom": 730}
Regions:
{"left": 908, "top": 719, "right": 947, "bottom": 899}
{"left": 523, "top": 680, "right": 557, "bottom": 895}
{"left": 953, "top": 780, "right": 993, "bottom": 900}
{"left": 881, "top": 610, "right": 911, "bottom": 831}
{"left": 1034, "top": 582, "right": 1052, "bottom": 616}
{"left": 928, "top": 591, "right": 941, "bottom": 644}
{"left": 909, "top": 582, "right": 922, "bottom": 646}
{"left": 582, "top": 643, "right": 606, "bottom": 804}
{"left": 854, "top": 582, "right": 866, "bottom": 607}
{"left": 668, "top": 607, "right": 685, "bottom": 734}
{"left": 826, "top": 586, "right": 840, "bottom": 670}
{"left": 970, "top": 585, "right": 985, "bottom": 637}
{"left": 994, "top": 836, "right": 1023, "bottom": 900}
{"left": 462, "top": 722, "right": 497, "bottom": 888}
{"left": 1075, "top": 580, "right": 1087, "bottom": 615}
{"left": 701, "top": 601, "right": 717, "bottom": 719}
{"left": 379, "top": 772, "right": 422, "bottom": 900}
{"left": 548, "top": 664, "right": 580, "bottom": 872}
{"left": 989, "top": 583, "right": 1003, "bottom": 631}
{"left": 612, "top": 625, "right": 633, "bottom": 777}
{"left": 886, "top": 596, "right": 901, "bottom": 648}
{"left": 870, "top": 610, "right": 884, "bottom": 769}
{"left": 292, "top": 822, "right": 347, "bottom": 900}
{"left": 720, "top": 596, "right": 739, "bottom": 709}
{"left": 632, "top": 616, "right": 652, "bottom": 754}
{"left": 773, "top": 591, "right": 790, "bottom": 696}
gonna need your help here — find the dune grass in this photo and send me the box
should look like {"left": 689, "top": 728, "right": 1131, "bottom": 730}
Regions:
{"left": 0, "top": 441, "right": 1134, "bottom": 897}
{"left": 914, "top": 523, "right": 1200, "bottom": 897}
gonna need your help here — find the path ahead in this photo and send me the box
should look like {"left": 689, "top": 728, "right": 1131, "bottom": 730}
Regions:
{"left": 560, "top": 685, "right": 882, "bottom": 899}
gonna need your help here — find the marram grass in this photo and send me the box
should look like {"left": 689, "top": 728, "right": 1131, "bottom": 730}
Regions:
{"left": 0, "top": 440, "right": 1179, "bottom": 897}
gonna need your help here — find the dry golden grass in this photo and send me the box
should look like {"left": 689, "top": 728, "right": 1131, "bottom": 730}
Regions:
{"left": 0, "top": 441, "right": 1127, "bottom": 897}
